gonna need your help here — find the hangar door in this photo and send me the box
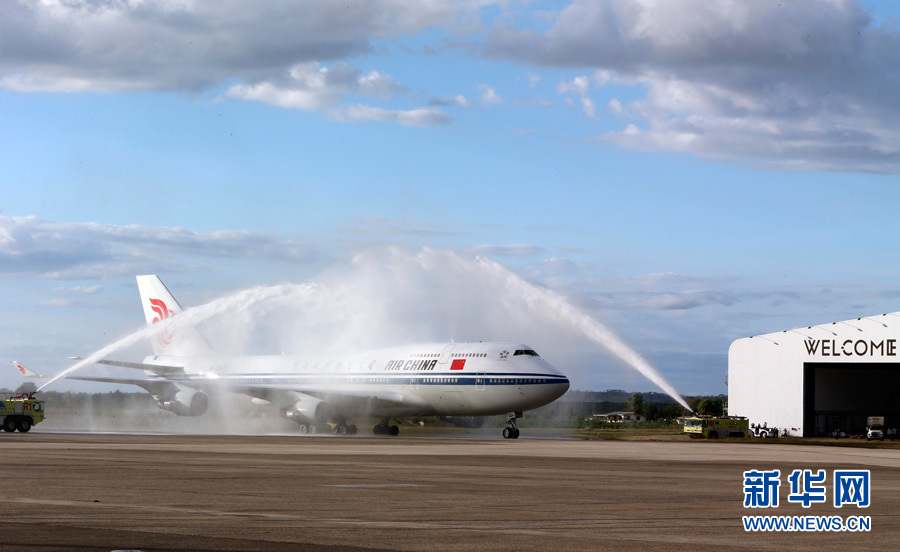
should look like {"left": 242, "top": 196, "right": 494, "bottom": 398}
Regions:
{"left": 803, "top": 363, "right": 900, "bottom": 437}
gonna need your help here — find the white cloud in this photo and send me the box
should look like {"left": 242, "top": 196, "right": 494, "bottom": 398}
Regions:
{"left": 340, "top": 216, "right": 460, "bottom": 238}
{"left": 50, "top": 285, "right": 103, "bottom": 295}
{"left": 39, "top": 298, "right": 74, "bottom": 308}
{"left": 485, "top": 0, "right": 900, "bottom": 172}
{"left": 556, "top": 76, "right": 590, "bottom": 96}
{"left": 592, "top": 70, "right": 614, "bottom": 87}
{"left": 224, "top": 62, "right": 448, "bottom": 126}
{"left": 557, "top": 75, "right": 597, "bottom": 118}
{"left": 478, "top": 84, "right": 503, "bottom": 105}
{"left": 581, "top": 96, "right": 596, "bottom": 118}
{"left": 0, "top": 74, "right": 103, "bottom": 93}
{"left": 339, "top": 105, "right": 452, "bottom": 126}
{"left": 535, "top": 257, "right": 598, "bottom": 278}
{"left": 357, "top": 69, "right": 406, "bottom": 100}
{"left": 428, "top": 95, "right": 471, "bottom": 108}
{"left": 5, "top": 1, "right": 899, "bottom": 170}
{"left": 0, "top": 216, "right": 318, "bottom": 279}
{"left": 622, "top": 292, "right": 737, "bottom": 311}
{"left": 608, "top": 97, "right": 625, "bottom": 116}
{"left": 515, "top": 97, "right": 553, "bottom": 107}
{"left": 528, "top": 263, "right": 741, "bottom": 312}
{"left": 0, "top": 0, "right": 474, "bottom": 93}
{"left": 469, "top": 244, "right": 546, "bottom": 258}
{"left": 0, "top": 1, "right": 478, "bottom": 127}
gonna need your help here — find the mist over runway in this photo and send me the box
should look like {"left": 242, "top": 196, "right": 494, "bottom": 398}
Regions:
{"left": 2, "top": 434, "right": 897, "bottom": 551}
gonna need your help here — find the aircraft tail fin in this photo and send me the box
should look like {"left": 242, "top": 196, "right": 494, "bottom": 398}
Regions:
{"left": 136, "top": 275, "right": 214, "bottom": 356}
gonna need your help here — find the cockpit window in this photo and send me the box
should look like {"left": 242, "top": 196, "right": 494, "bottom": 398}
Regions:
{"left": 514, "top": 349, "right": 539, "bottom": 357}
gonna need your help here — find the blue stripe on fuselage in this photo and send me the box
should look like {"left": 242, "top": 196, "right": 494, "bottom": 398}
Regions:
{"left": 175, "top": 373, "right": 568, "bottom": 386}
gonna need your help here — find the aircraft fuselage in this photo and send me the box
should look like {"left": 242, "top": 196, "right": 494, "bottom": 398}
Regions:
{"left": 147, "top": 341, "right": 569, "bottom": 417}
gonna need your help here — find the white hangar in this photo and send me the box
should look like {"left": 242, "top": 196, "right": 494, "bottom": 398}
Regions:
{"left": 728, "top": 312, "right": 900, "bottom": 437}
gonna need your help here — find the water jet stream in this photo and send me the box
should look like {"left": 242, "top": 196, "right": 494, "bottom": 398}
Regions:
{"left": 472, "top": 255, "right": 691, "bottom": 411}
{"left": 38, "top": 248, "right": 690, "bottom": 414}
{"left": 37, "top": 283, "right": 316, "bottom": 392}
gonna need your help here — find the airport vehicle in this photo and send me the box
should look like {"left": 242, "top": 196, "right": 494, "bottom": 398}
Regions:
{"left": 750, "top": 424, "right": 780, "bottom": 438}
{"left": 684, "top": 415, "right": 749, "bottom": 439}
{"left": 867, "top": 416, "right": 885, "bottom": 441}
{"left": 1, "top": 393, "right": 44, "bottom": 433}
{"left": 16, "top": 275, "right": 569, "bottom": 438}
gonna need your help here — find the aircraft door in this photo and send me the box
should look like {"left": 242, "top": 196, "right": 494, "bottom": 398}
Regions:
{"left": 439, "top": 343, "right": 455, "bottom": 364}
{"left": 408, "top": 375, "right": 418, "bottom": 390}
{"left": 476, "top": 372, "right": 485, "bottom": 391}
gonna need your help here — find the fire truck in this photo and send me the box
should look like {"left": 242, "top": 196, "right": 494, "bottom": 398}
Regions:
{"left": 684, "top": 415, "right": 749, "bottom": 439}
{"left": 1, "top": 394, "right": 45, "bottom": 433}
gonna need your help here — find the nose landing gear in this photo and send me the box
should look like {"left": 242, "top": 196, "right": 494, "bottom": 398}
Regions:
{"left": 502, "top": 411, "right": 521, "bottom": 439}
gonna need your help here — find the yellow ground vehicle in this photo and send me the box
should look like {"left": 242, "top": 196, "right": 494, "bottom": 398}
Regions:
{"left": 684, "top": 415, "right": 748, "bottom": 439}
{"left": 1, "top": 394, "right": 45, "bottom": 433}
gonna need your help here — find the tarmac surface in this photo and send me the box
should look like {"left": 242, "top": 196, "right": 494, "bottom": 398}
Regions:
{"left": 1, "top": 433, "right": 898, "bottom": 551}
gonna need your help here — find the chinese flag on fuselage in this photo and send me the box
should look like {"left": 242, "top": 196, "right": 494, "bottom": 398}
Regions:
{"left": 450, "top": 359, "right": 466, "bottom": 370}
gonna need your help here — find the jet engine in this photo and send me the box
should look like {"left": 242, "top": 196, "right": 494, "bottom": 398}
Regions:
{"left": 158, "top": 385, "right": 209, "bottom": 416}
{"left": 284, "top": 395, "right": 332, "bottom": 426}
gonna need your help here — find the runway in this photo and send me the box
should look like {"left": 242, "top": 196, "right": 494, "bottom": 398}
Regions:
{"left": 1, "top": 433, "right": 897, "bottom": 551}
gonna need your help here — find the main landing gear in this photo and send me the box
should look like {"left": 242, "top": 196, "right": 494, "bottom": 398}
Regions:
{"left": 373, "top": 417, "right": 400, "bottom": 436}
{"left": 297, "top": 420, "right": 358, "bottom": 435}
{"left": 297, "top": 423, "right": 318, "bottom": 434}
{"left": 332, "top": 418, "right": 358, "bottom": 435}
{"left": 502, "top": 412, "right": 521, "bottom": 439}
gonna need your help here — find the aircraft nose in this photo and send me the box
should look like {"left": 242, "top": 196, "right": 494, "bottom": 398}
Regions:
{"left": 545, "top": 362, "right": 569, "bottom": 399}
{"left": 547, "top": 360, "right": 569, "bottom": 387}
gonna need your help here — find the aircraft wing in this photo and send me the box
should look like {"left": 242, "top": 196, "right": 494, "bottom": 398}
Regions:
{"left": 72, "top": 358, "right": 414, "bottom": 407}
{"left": 216, "top": 381, "right": 415, "bottom": 410}
{"left": 11, "top": 360, "right": 184, "bottom": 396}
{"left": 68, "top": 357, "right": 185, "bottom": 376}
{"left": 42, "top": 355, "right": 425, "bottom": 413}
{"left": 67, "top": 371, "right": 421, "bottom": 411}
{"left": 66, "top": 375, "right": 175, "bottom": 395}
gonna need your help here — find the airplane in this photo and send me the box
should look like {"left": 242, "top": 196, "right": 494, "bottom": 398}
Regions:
{"left": 15, "top": 275, "right": 570, "bottom": 438}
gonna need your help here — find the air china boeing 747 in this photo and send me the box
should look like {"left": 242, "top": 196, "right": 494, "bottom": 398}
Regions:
{"left": 16, "top": 275, "right": 570, "bottom": 438}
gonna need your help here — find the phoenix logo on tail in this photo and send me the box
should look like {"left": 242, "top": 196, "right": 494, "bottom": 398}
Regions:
{"left": 14, "top": 361, "right": 27, "bottom": 376}
{"left": 149, "top": 298, "right": 174, "bottom": 347}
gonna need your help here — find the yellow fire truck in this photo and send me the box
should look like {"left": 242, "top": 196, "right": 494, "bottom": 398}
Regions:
{"left": 684, "top": 415, "right": 748, "bottom": 439}
{"left": 1, "top": 394, "right": 45, "bottom": 433}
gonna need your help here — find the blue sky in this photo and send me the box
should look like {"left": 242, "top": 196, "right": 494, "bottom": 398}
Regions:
{"left": 2, "top": 0, "right": 900, "bottom": 396}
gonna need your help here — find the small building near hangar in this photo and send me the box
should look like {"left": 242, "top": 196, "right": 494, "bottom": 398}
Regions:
{"left": 592, "top": 411, "right": 646, "bottom": 423}
{"left": 729, "top": 312, "right": 900, "bottom": 437}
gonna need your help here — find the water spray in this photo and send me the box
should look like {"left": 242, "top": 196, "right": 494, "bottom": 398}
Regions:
{"left": 469, "top": 254, "right": 692, "bottom": 411}
{"left": 38, "top": 247, "right": 690, "bottom": 415}
{"left": 37, "top": 282, "right": 317, "bottom": 391}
